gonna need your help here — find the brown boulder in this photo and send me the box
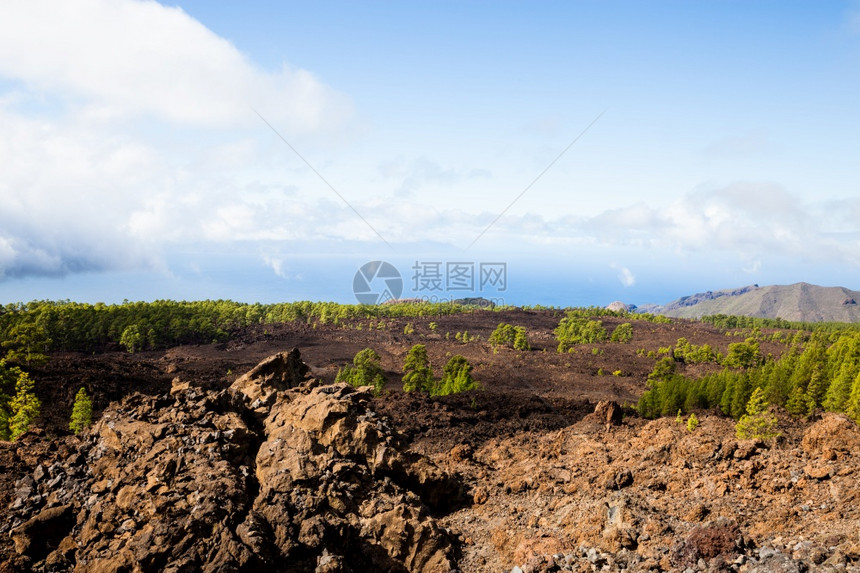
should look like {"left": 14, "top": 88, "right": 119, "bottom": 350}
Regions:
{"left": 592, "top": 400, "right": 624, "bottom": 427}
{"left": 801, "top": 413, "right": 860, "bottom": 460}
{"left": 671, "top": 518, "right": 745, "bottom": 568}
{"left": 11, "top": 503, "right": 74, "bottom": 560}
{"left": 230, "top": 348, "right": 310, "bottom": 405}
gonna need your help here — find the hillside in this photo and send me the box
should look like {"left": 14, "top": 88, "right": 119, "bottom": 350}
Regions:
{"left": 639, "top": 283, "right": 860, "bottom": 322}
{"left": 3, "top": 307, "right": 860, "bottom": 571}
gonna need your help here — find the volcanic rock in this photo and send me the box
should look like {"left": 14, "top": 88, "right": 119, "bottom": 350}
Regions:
{"left": 4, "top": 350, "right": 462, "bottom": 573}
{"left": 801, "top": 413, "right": 860, "bottom": 460}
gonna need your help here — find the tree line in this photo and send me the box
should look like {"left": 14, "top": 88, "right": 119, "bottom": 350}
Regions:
{"left": 0, "top": 299, "right": 490, "bottom": 354}
{"left": 639, "top": 328, "right": 860, "bottom": 426}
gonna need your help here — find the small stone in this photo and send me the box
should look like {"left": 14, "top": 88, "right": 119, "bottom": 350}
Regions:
{"left": 32, "top": 464, "right": 47, "bottom": 483}
{"left": 683, "top": 503, "right": 708, "bottom": 522}
{"left": 803, "top": 464, "right": 831, "bottom": 480}
{"left": 472, "top": 487, "right": 489, "bottom": 505}
{"left": 450, "top": 443, "right": 473, "bottom": 462}
{"left": 615, "top": 469, "right": 634, "bottom": 489}
{"left": 759, "top": 547, "right": 778, "bottom": 559}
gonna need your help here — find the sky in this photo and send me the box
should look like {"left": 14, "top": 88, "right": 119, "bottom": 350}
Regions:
{"left": 1, "top": 0, "right": 859, "bottom": 307}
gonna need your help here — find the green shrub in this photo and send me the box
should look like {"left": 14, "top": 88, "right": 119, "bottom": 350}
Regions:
{"left": 673, "top": 337, "right": 719, "bottom": 364}
{"left": 434, "top": 355, "right": 479, "bottom": 396}
{"left": 554, "top": 314, "right": 607, "bottom": 352}
{"left": 6, "top": 365, "right": 40, "bottom": 441}
{"left": 336, "top": 348, "right": 386, "bottom": 395}
{"left": 735, "top": 388, "right": 780, "bottom": 440}
{"left": 610, "top": 323, "right": 633, "bottom": 343}
{"left": 724, "top": 338, "right": 762, "bottom": 369}
{"left": 686, "top": 413, "right": 699, "bottom": 432}
{"left": 402, "top": 344, "right": 434, "bottom": 393}
{"left": 489, "top": 323, "right": 530, "bottom": 351}
{"left": 69, "top": 387, "right": 93, "bottom": 435}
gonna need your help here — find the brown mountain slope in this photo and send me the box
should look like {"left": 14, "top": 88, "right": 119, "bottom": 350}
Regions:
{"left": 648, "top": 283, "right": 860, "bottom": 322}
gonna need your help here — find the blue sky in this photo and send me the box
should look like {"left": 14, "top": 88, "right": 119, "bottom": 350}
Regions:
{"left": 1, "top": 1, "right": 859, "bottom": 306}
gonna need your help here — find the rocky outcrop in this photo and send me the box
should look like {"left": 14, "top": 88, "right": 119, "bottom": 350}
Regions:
{"left": 591, "top": 400, "right": 624, "bottom": 427}
{"left": 801, "top": 413, "right": 860, "bottom": 460}
{"left": 229, "top": 348, "right": 310, "bottom": 406}
{"left": 605, "top": 301, "right": 635, "bottom": 313}
{"left": 4, "top": 350, "right": 462, "bottom": 573}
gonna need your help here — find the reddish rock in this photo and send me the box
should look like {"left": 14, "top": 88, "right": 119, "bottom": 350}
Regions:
{"left": 802, "top": 414, "right": 860, "bottom": 460}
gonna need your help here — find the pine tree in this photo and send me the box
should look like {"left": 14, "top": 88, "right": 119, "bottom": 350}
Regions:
{"left": 69, "top": 387, "right": 93, "bottom": 435}
{"left": 610, "top": 323, "right": 634, "bottom": 344}
{"left": 336, "top": 348, "right": 386, "bottom": 395}
{"left": 786, "top": 382, "right": 815, "bottom": 418}
{"left": 513, "top": 328, "right": 530, "bottom": 351}
{"left": 1, "top": 322, "right": 51, "bottom": 367}
{"left": 729, "top": 372, "right": 753, "bottom": 419}
{"left": 846, "top": 371, "right": 860, "bottom": 423}
{"left": 822, "top": 362, "right": 850, "bottom": 412}
{"left": 8, "top": 369, "right": 40, "bottom": 441}
{"left": 402, "top": 344, "right": 434, "bottom": 393}
{"left": 120, "top": 324, "right": 143, "bottom": 353}
{"left": 434, "top": 355, "right": 478, "bottom": 396}
{"left": 736, "top": 387, "right": 780, "bottom": 441}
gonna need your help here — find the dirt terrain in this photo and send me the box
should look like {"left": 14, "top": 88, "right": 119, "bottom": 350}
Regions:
{"left": 3, "top": 309, "right": 860, "bottom": 572}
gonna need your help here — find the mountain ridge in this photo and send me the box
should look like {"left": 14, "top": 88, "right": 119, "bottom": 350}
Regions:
{"left": 634, "top": 282, "right": 860, "bottom": 322}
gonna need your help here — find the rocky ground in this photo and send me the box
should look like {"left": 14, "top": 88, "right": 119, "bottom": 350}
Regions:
{"left": 2, "top": 311, "right": 860, "bottom": 571}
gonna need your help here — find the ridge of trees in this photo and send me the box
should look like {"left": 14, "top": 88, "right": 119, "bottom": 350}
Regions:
{"left": 0, "top": 299, "right": 495, "bottom": 354}
{"left": 639, "top": 328, "right": 860, "bottom": 425}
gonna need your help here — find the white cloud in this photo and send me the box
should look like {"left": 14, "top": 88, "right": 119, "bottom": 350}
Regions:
{"left": 0, "top": 0, "right": 351, "bottom": 131}
{"left": 0, "top": 0, "right": 355, "bottom": 280}
{"left": 261, "top": 254, "right": 291, "bottom": 279}
{"left": 610, "top": 263, "right": 636, "bottom": 287}
{"left": 0, "top": 1, "right": 855, "bottom": 285}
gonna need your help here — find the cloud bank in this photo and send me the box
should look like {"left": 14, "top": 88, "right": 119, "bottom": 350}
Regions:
{"left": 0, "top": 0, "right": 351, "bottom": 279}
{"left": 0, "top": 2, "right": 858, "bottom": 287}
{"left": 0, "top": 0, "right": 350, "bottom": 130}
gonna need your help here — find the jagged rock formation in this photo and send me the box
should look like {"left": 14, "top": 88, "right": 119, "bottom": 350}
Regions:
{"left": 4, "top": 350, "right": 463, "bottom": 573}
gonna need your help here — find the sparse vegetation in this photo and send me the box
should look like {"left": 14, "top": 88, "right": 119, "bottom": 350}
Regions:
{"left": 555, "top": 313, "right": 608, "bottom": 352}
{"left": 686, "top": 412, "right": 699, "bottom": 432}
{"left": 336, "top": 348, "right": 386, "bottom": 395}
{"left": 69, "top": 387, "right": 93, "bottom": 435}
{"left": 435, "top": 355, "right": 478, "bottom": 396}
{"left": 735, "top": 387, "right": 780, "bottom": 440}
{"left": 402, "top": 344, "right": 434, "bottom": 393}
{"left": 1, "top": 361, "right": 40, "bottom": 441}
{"left": 401, "top": 346, "right": 479, "bottom": 397}
{"left": 673, "top": 337, "right": 721, "bottom": 364}
{"left": 489, "top": 323, "right": 530, "bottom": 351}
{"left": 610, "top": 322, "right": 634, "bottom": 343}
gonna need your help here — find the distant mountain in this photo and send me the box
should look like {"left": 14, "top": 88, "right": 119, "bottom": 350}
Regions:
{"left": 636, "top": 283, "right": 860, "bottom": 323}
